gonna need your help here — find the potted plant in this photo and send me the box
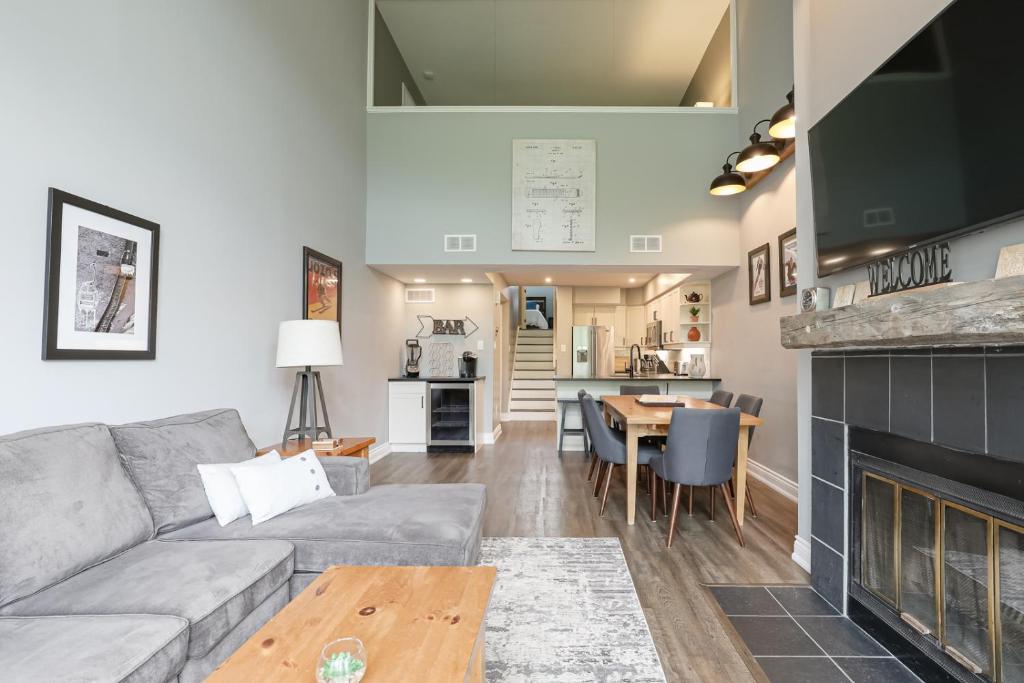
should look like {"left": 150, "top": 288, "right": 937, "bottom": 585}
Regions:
{"left": 688, "top": 306, "right": 701, "bottom": 323}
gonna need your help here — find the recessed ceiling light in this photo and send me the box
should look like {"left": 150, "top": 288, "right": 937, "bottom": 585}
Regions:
{"left": 423, "top": 70, "right": 435, "bottom": 80}
{"left": 413, "top": 278, "right": 426, "bottom": 283}
{"left": 628, "top": 277, "right": 636, "bottom": 283}
{"left": 544, "top": 277, "right": 552, "bottom": 283}
{"left": 460, "top": 278, "right": 473, "bottom": 283}
{"left": 695, "top": 101, "right": 714, "bottom": 108}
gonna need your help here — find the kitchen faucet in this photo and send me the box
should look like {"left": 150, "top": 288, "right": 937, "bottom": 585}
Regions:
{"left": 629, "top": 344, "right": 642, "bottom": 379}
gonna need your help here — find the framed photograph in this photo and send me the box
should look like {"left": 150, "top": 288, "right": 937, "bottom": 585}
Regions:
{"left": 42, "top": 189, "right": 159, "bottom": 360}
{"left": 748, "top": 243, "right": 771, "bottom": 305}
{"left": 303, "top": 247, "right": 342, "bottom": 332}
{"left": 778, "top": 228, "right": 797, "bottom": 297}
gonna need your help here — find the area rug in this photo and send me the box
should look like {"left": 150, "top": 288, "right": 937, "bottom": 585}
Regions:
{"left": 479, "top": 537, "right": 666, "bottom": 682}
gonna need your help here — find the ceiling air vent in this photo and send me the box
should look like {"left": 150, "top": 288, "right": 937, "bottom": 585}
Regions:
{"left": 444, "top": 234, "right": 477, "bottom": 252}
{"left": 630, "top": 235, "right": 662, "bottom": 253}
{"left": 405, "top": 288, "right": 436, "bottom": 304}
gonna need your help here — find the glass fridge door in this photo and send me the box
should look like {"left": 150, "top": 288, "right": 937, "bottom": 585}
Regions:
{"left": 429, "top": 384, "right": 472, "bottom": 444}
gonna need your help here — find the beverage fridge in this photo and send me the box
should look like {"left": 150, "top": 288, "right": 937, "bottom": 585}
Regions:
{"left": 571, "top": 325, "right": 614, "bottom": 378}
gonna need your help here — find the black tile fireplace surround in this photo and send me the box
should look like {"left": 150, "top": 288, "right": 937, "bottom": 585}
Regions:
{"left": 811, "top": 347, "right": 1024, "bottom": 683}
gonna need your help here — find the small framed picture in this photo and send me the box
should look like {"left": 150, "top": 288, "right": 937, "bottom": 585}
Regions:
{"left": 42, "top": 189, "right": 159, "bottom": 360}
{"left": 748, "top": 243, "right": 772, "bottom": 305}
{"left": 778, "top": 228, "right": 797, "bottom": 297}
{"left": 303, "top": 247, "right": 342, "bottom": 333}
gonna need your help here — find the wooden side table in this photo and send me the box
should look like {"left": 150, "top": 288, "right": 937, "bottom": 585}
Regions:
{"left": 258, "top": 436, "right": 375, "bottom": 459}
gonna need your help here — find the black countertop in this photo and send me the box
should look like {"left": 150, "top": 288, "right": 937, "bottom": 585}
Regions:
{"left": 389, "top": 376, "right": 485, "bottom": 382}
{"left": 553, "top": 374, "right": 721, "bottom": 381}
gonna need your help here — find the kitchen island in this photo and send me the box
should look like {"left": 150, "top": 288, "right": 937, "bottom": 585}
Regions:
{"left": 554, "top": 375, "right": 721, "bottom": 452}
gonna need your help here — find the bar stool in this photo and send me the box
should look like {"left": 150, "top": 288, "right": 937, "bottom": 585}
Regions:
{"left": 558, "top": 391, "right": 590, "bottom": 458}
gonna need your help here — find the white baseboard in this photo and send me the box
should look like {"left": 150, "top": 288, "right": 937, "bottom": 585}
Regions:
{"left": 388, "top": 443, "right": 426, "bottom": 454}
{"left": 368, "top": 442, "right": 392, "bottom": 464}
{"left": 481, "top": 424, "right": 503, "bottom": 445}
{"left": 500, "top": 411, "right": 513, "bottom": 422}
{"left": 746, "top": 458, "right": 798, "bottom": 502}
{"left": 792, "top": 535, "right": 812, "bottom": 573}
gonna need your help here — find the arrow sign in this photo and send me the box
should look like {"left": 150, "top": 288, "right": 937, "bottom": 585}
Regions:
{"left": 416, "top": 315, "right": 479, "bottom": 339}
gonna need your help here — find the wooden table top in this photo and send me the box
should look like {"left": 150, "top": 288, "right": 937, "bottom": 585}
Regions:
{"left": 207, "top": 565, "right": 497, "bottom": 682}
{"left": 258, "top": 436, "right": 376, "bottom": 458}
{"left": 602, "top": 394, "right": 764, "bottom": 427}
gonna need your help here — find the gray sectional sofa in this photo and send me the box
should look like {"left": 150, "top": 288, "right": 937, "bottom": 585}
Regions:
{"left": 0, "top": 409, "right": 486, "bottom": 682}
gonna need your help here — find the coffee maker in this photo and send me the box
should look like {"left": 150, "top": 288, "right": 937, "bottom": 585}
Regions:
{"left": 404, "top": 339, "right": 422, "bottom": 378}
{"left": 459, "top": 351, "right": 478, "bottom": 378}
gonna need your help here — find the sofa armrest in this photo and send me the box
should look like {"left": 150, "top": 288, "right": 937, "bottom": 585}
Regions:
{"left": 318, "top": 456, "right": 369, "bottom": 495}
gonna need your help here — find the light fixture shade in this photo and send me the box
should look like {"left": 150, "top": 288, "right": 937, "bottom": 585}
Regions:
{"left": 709, "top": 166, "right": 747, "bottom": 196}
{"left": 736, "top": 135, "right": 781, "bottom": 173}
{"left": 276, "top": 320, "right": 343, "bottom": 368}
{"left": 768, "top": 90, "right": 796, "bottom": 139}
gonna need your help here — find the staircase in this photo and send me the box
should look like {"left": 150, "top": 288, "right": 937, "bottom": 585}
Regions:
{"left": 508, "top": 328, "right": 557, "bottom": 420}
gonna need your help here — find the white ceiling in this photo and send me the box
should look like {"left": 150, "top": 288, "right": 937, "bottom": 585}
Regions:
{"left": 376, "top": 0, "right": 730, "bottom": 106}
{"left": 370, "top": 263, "right": 733, "bottom": 286}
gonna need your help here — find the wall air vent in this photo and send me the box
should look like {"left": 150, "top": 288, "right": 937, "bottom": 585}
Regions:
{"left": 630, "top": 235, "right": 662, "bottom": 253}
{"left": 444, "top": 234, "right": 477, "bottom": 252}
{"left": 405, "top": 288, "right": 436, "bottom": 304}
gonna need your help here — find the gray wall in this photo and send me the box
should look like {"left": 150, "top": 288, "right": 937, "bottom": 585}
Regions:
{"left": 366, "top": 112, "right": 741, "bottom": 267}
{"left": 374, "top": 6, "right": 426, "bottom": 106}
{"left": 711, "top": 0, "right": 797, "bottom": 483}
{"left": 0, "top": 0, "right": 406, "bottom": 445}
{"left": 793, "top": 0, "right": 1024, "bottom": 565}
{"left": 681, "top": 8, "right": 733, "bottom": 107}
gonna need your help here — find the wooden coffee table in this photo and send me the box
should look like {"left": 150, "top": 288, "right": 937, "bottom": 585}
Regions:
{"left": 207, "top": 565, "right": 497, "bottom": 682}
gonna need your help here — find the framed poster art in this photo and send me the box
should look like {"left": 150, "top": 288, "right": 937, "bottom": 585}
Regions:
{"left": 748, "top": 242, "right": 771, "bottom": 305}
{"left": 303, "top": 247, "right": 342, "bottom": 333}
{"left": 778, "top": 227, "right": 797, "bottom": 297}
{"left": 511, "top": 139, "right": 596, "bottom": 252}
{"left": 42, "top": 188, "right": 159, "bottom": 360}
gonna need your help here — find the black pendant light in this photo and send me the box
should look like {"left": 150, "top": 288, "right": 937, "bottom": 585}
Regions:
{"left": 736, "top": 119, "right": 781, "bottom": 173}
{"left": 709, "top": 152, "right": 746, "bottom": 196}
{"left": 768, "top": 88, "right": 796, "bottom": 139}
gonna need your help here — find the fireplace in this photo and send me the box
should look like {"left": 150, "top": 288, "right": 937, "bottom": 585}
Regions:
{"left": 849, "top": 427, "right": 1024, "bottom": 682}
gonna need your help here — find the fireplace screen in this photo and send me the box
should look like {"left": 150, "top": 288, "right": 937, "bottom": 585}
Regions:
{"left": 858, "top": 470, "right": 1024, "bottom": 682}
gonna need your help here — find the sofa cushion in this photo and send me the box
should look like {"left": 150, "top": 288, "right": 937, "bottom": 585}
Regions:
{"left": 0, "top": 423, "right": 153, "bottom": 608}
{"left": 1, "top": 539, "right": 294, "bottom": 659}
{"left": 111, "top": 409, "right": 257, "bottom": 533}
{"left": 161, "top": 483, "right": 486, "bottom": 568}
{"left": 0, "top": 614, "right": 188, "bottom": 683}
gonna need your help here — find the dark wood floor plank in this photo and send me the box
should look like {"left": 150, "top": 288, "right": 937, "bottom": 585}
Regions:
{"left": 372, "top": 421, "right": 806, "bottom": 682}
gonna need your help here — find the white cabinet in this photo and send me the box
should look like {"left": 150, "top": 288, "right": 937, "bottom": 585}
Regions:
{"left": 388, "top": 381, "right": 426, "bottom": 448}
{"left": 660, "top": 289, "right": 679, "bottom": 344}
{"left": 626, "top": 306, "right": 645, "bottom": 346}
{"left": 614, "top": 306, "right": 628, "bottom": 346}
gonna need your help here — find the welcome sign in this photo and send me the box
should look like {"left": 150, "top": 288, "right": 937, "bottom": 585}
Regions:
{"left": 868, "top": 242, "right": 952, "bottom": 296}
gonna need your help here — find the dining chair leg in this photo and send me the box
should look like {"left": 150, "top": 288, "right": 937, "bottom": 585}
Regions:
{"left": 587, "top": 452, "right": 599, "bottom": 481}
{"left": 650, "top": 472, "right": 658, "bottom": 522}
{"left": 709, "top": 486, "right": 716, "bottom": 521}
{"left": 687, "top": 485, "right": 694, "bottom": 516}
{"left": 660, "top": 477, "right": 668, "bottom": 515}
{"left": 667, "top": 483, "right": 683, "bottom": 548}
{"left": 593, "top": 459, "right": 605, "bottom": 497}
{"left": 745, "top": 485, "right": 758, "bottom": 519}
{"left": 719, "top": 483, "right": 746, "bottom": 547}
{"left": 599, "top": 463, "right": 615, "bottom": 516}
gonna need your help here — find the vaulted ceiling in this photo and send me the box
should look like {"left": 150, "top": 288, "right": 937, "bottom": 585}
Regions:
{"left": 376, "top": 0, "right": 730, "bottom": 106}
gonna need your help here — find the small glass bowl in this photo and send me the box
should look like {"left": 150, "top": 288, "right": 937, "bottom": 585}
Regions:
{"left": 317, "top": 637, "right": 366, "bottom": 683}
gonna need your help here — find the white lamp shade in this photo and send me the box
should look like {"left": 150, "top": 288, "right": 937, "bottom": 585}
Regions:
{"left": 276, "top": 320, "right": 343, "bottom": 368}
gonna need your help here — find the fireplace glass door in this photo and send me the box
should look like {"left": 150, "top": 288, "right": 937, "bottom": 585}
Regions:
{"left": 942, "top": 502, "right": 994, "bottom": 678}
{"left": 863, "top": 473, "right": 898, "bottom": 605}
{"left": 998, "top": 523, "right": 1024, "bottom": 682}
{"left": 900, "top": 487, "right": 939, "bottom": 636}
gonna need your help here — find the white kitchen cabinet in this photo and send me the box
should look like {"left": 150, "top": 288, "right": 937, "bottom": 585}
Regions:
{"left": 388, "top": 381, "right": 426, "bottom": 448}
{"left": 660, "top": 288, "right": 679, "bottom": 344}
{"left": 613, "top": 306, "right": 628, "bottom": 346}
{"left": 626, "top": 306, "right": 645, "bottom": 346}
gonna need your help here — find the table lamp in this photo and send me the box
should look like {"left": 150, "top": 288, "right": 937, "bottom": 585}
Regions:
{"left": 276, "top": 320, "right": 343, "bottom": 445}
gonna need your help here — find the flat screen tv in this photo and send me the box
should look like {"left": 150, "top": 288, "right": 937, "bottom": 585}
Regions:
{"left": 809, "top": 0, "right": 1024, "bottom": 277}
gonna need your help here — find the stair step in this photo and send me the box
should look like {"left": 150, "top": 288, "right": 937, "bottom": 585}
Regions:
{"left": 512, "top": 379, "right": 555, "bottom": 389}
{"left": 519, "top": 329, "right": 553, "bottom": 337}
{"left": 510, "top": 389, "right": 556, "bottom": 399}
{"left": 517, "top": 337, "right": 553, "bottom": 345}
{"left": 510, "top": 400, "right": 556, "bottom": 410}
{"left": 515, "top": 362, "right": 555, "bottom": 370}
{"left": 514, "top": 370, "right": 556, "bottom": 379}
{"left": 516, "top": 348, "right": 553, "bottom": 356}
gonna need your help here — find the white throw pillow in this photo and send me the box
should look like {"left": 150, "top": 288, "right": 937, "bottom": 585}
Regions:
{"left": 198, "top": 451, "right": 282, "bottom": 526}
{"left": 231, "top": 449, "right": 335, "bottom": 525}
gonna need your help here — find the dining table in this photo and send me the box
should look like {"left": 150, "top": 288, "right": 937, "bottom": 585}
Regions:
{"left": 601, "top": 394, "right": 764, "bottom": 526}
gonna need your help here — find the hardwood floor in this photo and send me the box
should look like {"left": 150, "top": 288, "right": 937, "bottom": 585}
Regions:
{"left": 372, "top": 421, "right": 807, "bottom": 682}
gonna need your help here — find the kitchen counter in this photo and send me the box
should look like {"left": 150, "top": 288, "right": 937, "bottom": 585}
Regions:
{"left": 553, "top": 374, "right": 721, "bottom": 381}
{"left": 388, "top": 376, "right": 485, "bottom": 382}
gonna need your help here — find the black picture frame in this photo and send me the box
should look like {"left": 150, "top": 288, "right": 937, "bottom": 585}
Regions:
{"left": 302, "top": 246, "right": 342, "bottom": 333}
{"left": 778, "top": 227, "right": 797, "bottom": 297}
{"left": 42, "top": 188, "right": 160, "bottom": 360}
{"left": 748, "top": 242, "right": 772, "bottom": 305}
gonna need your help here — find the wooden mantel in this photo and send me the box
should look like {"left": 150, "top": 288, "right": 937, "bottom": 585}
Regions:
{"left": 780, "top": 275, "right": 1024, "bottom": 350}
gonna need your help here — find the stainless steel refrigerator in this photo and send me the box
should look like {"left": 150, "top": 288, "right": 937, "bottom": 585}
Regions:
{"left": 572, "top": 325, "right": 614, "bottom": 378}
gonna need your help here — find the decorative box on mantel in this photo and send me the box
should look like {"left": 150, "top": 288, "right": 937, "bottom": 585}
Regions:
{"left": 780, "top": 275, "right": 1024, "bottom": 350}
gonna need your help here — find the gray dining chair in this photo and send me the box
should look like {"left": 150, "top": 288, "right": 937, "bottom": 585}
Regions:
{"left": 709, "top": 389, "right": 734, "bottom": 407}
{"left": 580, "top": 395, "right": 662, "bottom": 517}
{"left": 619, "top": 385, "right": 661, "bottom": 396}
{"left": 648, "top": 407, "right": 744, "bottom": 547}
{"left": 730, "top": 394, "right": 764, "bottom": 518}
{"left": 578, "top": 389, "right": 600, "bottom": 482}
